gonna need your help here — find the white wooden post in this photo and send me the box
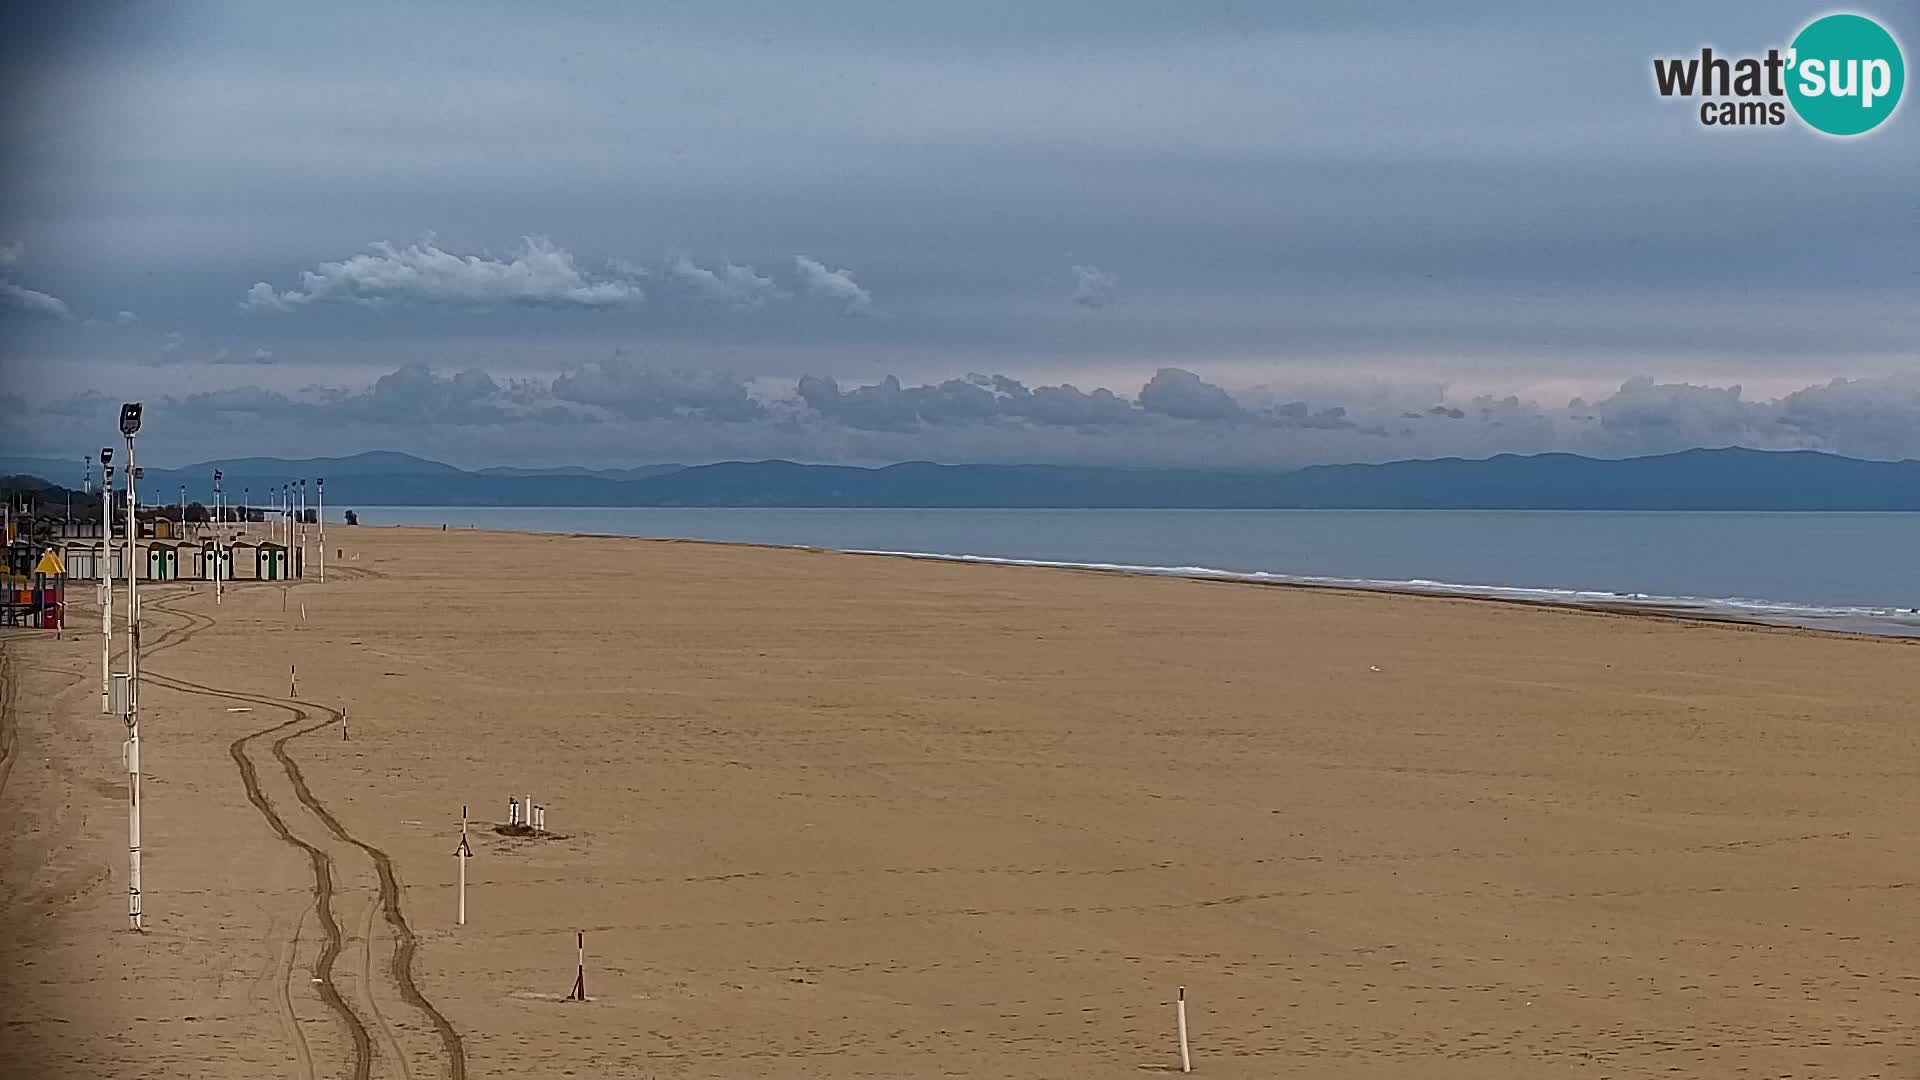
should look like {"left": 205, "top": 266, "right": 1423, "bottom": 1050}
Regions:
{"left": 1177, "top": 986, "right": 1191, "bottom": 1073}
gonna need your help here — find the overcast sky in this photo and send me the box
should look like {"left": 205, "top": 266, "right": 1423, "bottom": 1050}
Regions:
{"left": 2, "top": 1, "right": 1915, "bottom": 469}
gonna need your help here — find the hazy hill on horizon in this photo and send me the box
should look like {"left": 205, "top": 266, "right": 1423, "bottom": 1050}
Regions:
{"left": 2, "top": 446, "right": 1916, "bottom": 511}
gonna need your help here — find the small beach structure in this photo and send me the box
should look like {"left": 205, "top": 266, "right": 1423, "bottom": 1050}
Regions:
{"left": 230, "top": 539, "right": 256, "bottom": 580}
{"left": 63, "top": 541, "right": 102, "bottom": 581}
{"left": 144, "top": 541, "right": 179, "bottom": 581}
{"left": 255, "top": 540, "right": 289, "bottom": 581}
{"left": 193, "top": 540, "right": 233, "bottom": 582}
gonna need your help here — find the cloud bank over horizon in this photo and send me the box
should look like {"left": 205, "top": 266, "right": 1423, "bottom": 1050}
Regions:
{"left": 2, "top": 3, "right": 1914, "bottom": 471}
{"left": 5, "top": 358, "right": 1918, "bottom": 470}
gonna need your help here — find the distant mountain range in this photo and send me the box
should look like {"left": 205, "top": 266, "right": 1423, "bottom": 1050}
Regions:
{"left": 2, "top": 448, "right": 1915, "bottom": 511}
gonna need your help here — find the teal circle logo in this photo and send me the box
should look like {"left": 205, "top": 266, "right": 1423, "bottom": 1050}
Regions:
{"left": 1787, "top": 14, "right": 1904, "bottom": 135}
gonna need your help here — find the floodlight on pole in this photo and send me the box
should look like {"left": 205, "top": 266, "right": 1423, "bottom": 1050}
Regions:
{"left": 119, "top": 402, "right": 144, "bottom": 933}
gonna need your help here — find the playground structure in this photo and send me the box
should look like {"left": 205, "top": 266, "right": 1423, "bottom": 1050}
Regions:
{"left": 2, "top": 540, "right": 66, "bottom": 630}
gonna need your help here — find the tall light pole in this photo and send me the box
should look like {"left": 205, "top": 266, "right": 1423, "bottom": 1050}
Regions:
{"left": 297, "top": 479, "right": 307, "bottom": 578}
{"left": 99, "top": 448, "right": 113, "bottom": 715}
{"left": 213, "top": 469, "right": 224, "bottom": 604}
{"left": 119, "top": 402, "right": 144, "bottom": 933}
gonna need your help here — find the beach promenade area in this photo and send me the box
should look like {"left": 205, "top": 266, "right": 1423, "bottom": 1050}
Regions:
{"left": 2, "top": 525, "right": 1916, "bottom": 1079}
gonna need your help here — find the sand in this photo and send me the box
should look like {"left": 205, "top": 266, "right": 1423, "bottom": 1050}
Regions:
{"left": 2, "top": 525, "right": 1917, "bottom": 1079}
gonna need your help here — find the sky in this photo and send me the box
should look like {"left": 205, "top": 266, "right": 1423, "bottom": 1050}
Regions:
{"left": 1, "top": 1, "right": 1916, "bottom": 470}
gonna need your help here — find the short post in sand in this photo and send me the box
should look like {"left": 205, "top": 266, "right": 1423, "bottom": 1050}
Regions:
{"left": 508, "top": 797, "right": 520, "bottom": 828}
{"left": 340, "top": 705, "right": 349, "bottom": 741}
{"left": 317, "top": 476, "right": 325, "bottom": 584}
{"left": 1176, "top": 986, "right": 1192, "bottom": 1073}
{"left": 455, "top": 805, "right": 472, "bottom": 926}
{"left": 566, "top": 931, "right": 588, "bottom": 1001}
{"left": 289, "top": 664, "right": 296, "bottom": 699}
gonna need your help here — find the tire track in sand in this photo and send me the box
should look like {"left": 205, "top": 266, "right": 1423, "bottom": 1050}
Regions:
{"left": 229, "top": 704, "right": 373, "bottom": 1080}
{"left": 142, "top": 592, "right": 366, "bottom": 1080}
{"left": 143, "top": 593, "right": 466, "bottom": 1080}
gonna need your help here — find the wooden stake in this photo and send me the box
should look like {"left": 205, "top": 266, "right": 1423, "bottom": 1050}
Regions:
{"left": 566, "top": 931, "right": 587, "bottom": 1001}
{"left": 455, "top": 804, "right": 471, "bottom": 926}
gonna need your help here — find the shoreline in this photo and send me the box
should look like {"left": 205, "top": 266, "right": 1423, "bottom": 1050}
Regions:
{"left": 373, "top": 523, "right": 1920, "bottom": 643}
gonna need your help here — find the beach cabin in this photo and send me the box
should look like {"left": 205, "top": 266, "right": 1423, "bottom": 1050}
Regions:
{"left": 144, "top": 542, "right": 179, "bottom": 581}
{"left": 63, "top": 542, "right": 101, "bottom": 581}
{"left": 193, "top": 540, "right": 234, "bottom": 581}
{"left": 256, "top": 541, "right": 289, "bottom": 581}
{"left": 230, "top": 540, "right": 256, "bottom": 580}
{"left": 53, "top": 519, "right": 102, "bottom": 541}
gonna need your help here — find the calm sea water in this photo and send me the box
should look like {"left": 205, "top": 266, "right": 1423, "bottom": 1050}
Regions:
{"left": 340, "top": 507, "right": 1920, "bottom": 637}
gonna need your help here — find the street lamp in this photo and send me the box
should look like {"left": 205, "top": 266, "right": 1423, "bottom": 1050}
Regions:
{"left": 117, "top": 402, "right": 144, "bottom": 933}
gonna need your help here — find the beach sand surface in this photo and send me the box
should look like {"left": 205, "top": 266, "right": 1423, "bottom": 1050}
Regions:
{"left": 3, "top": 525, "right": 1917, "bottom": 1078}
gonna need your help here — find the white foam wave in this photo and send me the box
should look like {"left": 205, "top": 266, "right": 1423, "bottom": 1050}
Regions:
{"left": 842, "top": 549, "right": 1920, "bottom": 636}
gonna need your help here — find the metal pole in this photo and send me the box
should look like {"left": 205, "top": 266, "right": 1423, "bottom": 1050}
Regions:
{"left": 100, "top": 459, "right": 113, "bottom": 714}
{"left": 214, "top": 471, "right": 223, "bottom": 604}
{"left": 125, "top": 432, "right": 143, "bottom": 932}
{"left": 317, "top": 477, "right": 325, "bottom": 583}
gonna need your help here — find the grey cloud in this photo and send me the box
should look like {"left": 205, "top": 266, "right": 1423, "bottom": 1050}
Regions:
{"left": 244, "top": 236, "right": 646, "bottom": 311}
{"left": 1138, "top": 368, "right": 1244, "bottom": 421}
{"left": 0, "top": 240, "right": 72, "bottom": 319}
{"left": 1582, "top": 374, "right": 1920, "bottom": 461}
{"left": 551, "top": 351, "right": 763, "bottom": 421}
{"left": 1071, "top": 265, "right": 1116, "bottom": 308}
{"left": 794, "top": 256, "right": 872, "bottom": 316}
{"left": 115, "top": 310, "right": 138, "bottom": 325}
{"left": 797, "top": 372, "right": 1143, "bottom": 432}
{"left": 988, "top": 375, "right": 1137, "bottom": 427}
{"left": 1591, "top": 377, "right": 1752, "bottom": 446}
{"left": 666, "top": 255, "right": 784, "bottom": 309}
{"left": 353, "top": 364, "right": 511, "bottom": 425}
{"left": 1, "top": 280, "right": 72, "bottom": 320}
{"left": 19, "top": 364, "right": 1920, "bottom": 469}
{"left": 208, "top": 346, "right": 275, "bottom": 366}
{"left": 175, "top": 385, "right": 299, "bottom": 416}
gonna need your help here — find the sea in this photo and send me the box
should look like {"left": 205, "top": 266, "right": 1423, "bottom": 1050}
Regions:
{"left": 337, "top": 507, "right": 1920, "bottom": 638}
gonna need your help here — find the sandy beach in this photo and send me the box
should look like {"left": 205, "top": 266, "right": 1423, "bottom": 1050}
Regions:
{"left": 3, "top": 524, "right": 1917, "bottom": 1079}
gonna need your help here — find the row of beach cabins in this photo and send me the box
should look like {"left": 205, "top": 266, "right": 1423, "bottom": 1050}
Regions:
{"left": 59, "top": 537, "right": 302, "bottom": 582}
{"left": 26, "top": 521, "right": 304, "bottom": 583}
